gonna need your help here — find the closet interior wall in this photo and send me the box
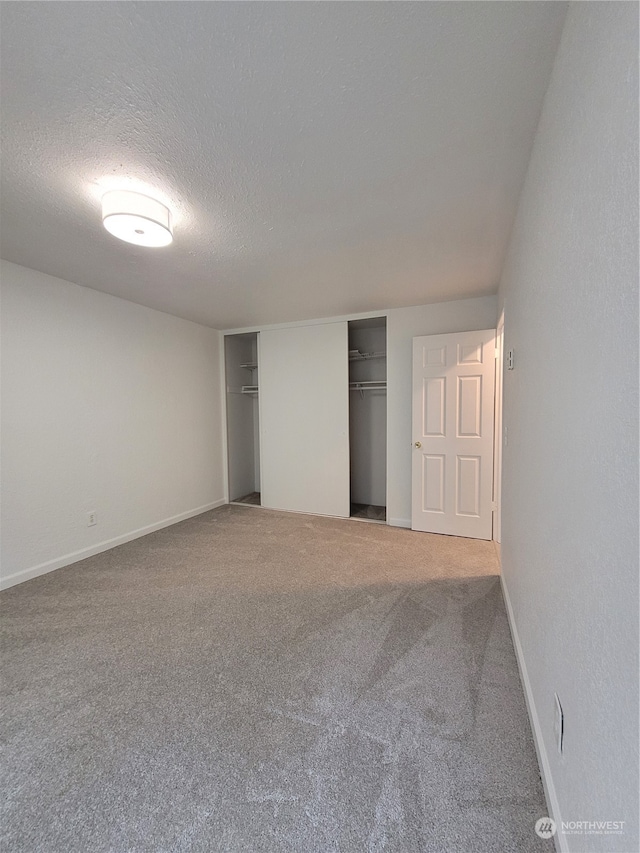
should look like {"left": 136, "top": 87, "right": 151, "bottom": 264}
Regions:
{"left": 348, "top": 318, "right": 387, "bottom": 519}
{"left": 224, "top": 333, "right": 260, "bottom": 504}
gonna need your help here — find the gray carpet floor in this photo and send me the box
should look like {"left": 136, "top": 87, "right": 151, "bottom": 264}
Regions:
{"left": 1, "top": 505, "right": 552, "bottom": 853}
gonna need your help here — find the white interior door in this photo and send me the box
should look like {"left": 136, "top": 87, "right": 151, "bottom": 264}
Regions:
{"left": 411, "top": 330, "right": 495, "bottom": 539}
{"left": 260, "top": 323, "right": 350, "bottom": 517}
{"left": 493, "top": 317, "right": 504, "bottom": 544}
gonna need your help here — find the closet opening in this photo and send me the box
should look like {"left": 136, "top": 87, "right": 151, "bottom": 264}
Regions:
{"left": 225, "top": 332, "right": 261, "bottom": 507}
{"left": 348, "top": 317, "right": 387, "bottom": 522}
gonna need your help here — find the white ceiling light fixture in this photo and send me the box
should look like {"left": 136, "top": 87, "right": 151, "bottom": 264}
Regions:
{"left": 101, "top": 190, "right": 173, "bottom": 247}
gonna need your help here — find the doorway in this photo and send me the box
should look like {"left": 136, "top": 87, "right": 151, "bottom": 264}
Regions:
{"left": 225, "top": 333, "right": 261, "bottom": 506}
{"left": 348, "top": 318, "right": 387, "bottom": 523}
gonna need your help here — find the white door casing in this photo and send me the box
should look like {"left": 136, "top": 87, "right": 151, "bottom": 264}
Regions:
{"left": 411, "top": 330, "right": 495, "bottom": 539}
{"left": 259, "top": 322, "right": 350, "bottom": 518}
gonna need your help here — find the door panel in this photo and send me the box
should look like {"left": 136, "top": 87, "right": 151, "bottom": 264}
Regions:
{"left": 458, "top": 375, "right": 482, "bottom": 436}
{"left": 423, "top": 455, "right": 445, "bottom": 512}
{"left": 259, "top": 323, "right": 350, "bottom": 518}
{"left": 424, "top": 377, "right": 445, "bottom": 436}
{"left": 412, "top": 330, "right": 495, "bottom": 539}
{"left": 456, "top": 455, "right": 481, "bottom": 516}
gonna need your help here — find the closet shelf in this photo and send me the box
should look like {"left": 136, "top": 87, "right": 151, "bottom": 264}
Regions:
{"left": 227, "top": 385, "right": 259, "bottom": 395}
{"left": 348, "top": 351, "right": 386, "bottom": 362}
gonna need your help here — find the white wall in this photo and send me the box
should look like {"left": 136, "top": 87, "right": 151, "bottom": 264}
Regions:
{"left": 497, "top": 4, "right": 639, "bottom": 851}
{"left": 386, "top": 296, "right": 497, "bottom": 526}
{"left": 1, "top": 261, "right": 226, "bottom": 588}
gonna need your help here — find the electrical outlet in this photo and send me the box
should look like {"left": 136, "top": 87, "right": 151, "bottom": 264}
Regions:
{"left": 87, "top": 511, "right": 97, "bottom": 527}
{"left": 554, "top": 693, "right": 564, "bottom": 755}
{"left": 507, "top": 348, "right": 514, "bottom": 370}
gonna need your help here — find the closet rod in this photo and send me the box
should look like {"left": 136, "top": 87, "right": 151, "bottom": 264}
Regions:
{"left": 348, "top": 351, "right": 386, "bottom": 361}
{"left": 349, "top": 382, "right": 386, "bottom": 391}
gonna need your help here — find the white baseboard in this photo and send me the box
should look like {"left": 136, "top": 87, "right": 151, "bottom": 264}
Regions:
{"left": 388, "top": 517, "right": 411, "bottom": 528}
{"left": 0, "top": 499, "right": 227, "bottom": 591}
{"left": 500, "top": 574, "right": 568, "bottom": 853}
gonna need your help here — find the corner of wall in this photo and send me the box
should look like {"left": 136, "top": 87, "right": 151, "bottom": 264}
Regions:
{"left": 500, "top": 574, "right": 569, "bottom": 852}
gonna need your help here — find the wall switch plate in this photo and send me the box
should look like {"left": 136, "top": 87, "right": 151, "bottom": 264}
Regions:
{"left": 87, "top": 511, "right": 97, "bottom": 527}
{"left": 507, "top": 349, "right": 514, "bottom": 370}
{"left": 554, "top": 693, "right": 564, "bottom": 754}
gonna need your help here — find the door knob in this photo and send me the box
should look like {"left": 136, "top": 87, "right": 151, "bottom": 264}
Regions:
{"left": 414, "top": 441, "right": 422, "bottom": 448}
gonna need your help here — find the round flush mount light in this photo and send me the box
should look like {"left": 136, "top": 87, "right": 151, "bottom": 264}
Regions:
{"left": 101, "top": 190, "right": 173, "bottom": 247}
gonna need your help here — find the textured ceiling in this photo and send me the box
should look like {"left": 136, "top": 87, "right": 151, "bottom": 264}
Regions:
{"left": 0, "top": 2, "right": 566, "bottom": 329}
